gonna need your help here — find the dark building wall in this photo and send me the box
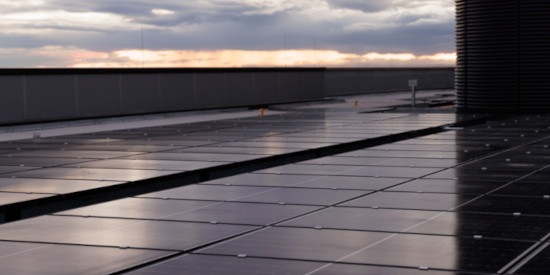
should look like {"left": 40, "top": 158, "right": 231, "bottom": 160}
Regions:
{"left": 0, "top": 67, "right": 454, "bottom": 126}
{"left": 456, "top": 0, "right": 550, "bottom": 111}
{"left": 0, "top": 68, "right": 325, "bottom": 125}
{"left": 325, "top": 68, "right": 454, "bottom": 97}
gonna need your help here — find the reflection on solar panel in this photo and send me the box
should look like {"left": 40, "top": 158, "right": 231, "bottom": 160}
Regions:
{"left": 0, "top": 109, "right": 549, "bottom": 274}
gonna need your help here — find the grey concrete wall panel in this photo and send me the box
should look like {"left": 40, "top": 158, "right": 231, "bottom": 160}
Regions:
{"left": 368, "top": 71, "right": 395, "bottom": 92}
{"left": 254, "top": 73, "right": 279, "bottom": 103}
{"left": 0, "top": 76, "right": 24, "bottom": 124}
{"left": 120, "top": 74, "right": 161, "bottom": 114}
{"left": 301, "top": 71, "right": 325, "bottom": 100}
{"left": 424, "top": 70, "right": 454, "bottom": 90}
{"left": 76, "top": 74, "right": 121, "bottom": 118}
{"left": 159, "top": 73, "right": 195, "bottom": 111}
{"left": 277, "top": 72, "right": 301, "bottom": 102}
{"left": 25, "top": 75, "right": 76, "bottom": 121}
{"left": 0, "top": 68, "right": 451, "bottom": 126}
{"left": 225, "top": 73, "right": 255, "bottom": 106}
{"left": 325, "top": 71, "right": 359, "bottom": 95}
{"left": 325, "top": 69, "right": 454, "bottom": 97}
{"left": 194, "top": 73, "right": 227, "bottom": 109}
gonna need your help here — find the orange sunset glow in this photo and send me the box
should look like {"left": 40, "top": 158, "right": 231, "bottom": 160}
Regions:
{"left": 66, "top": 49, "right": 456, "bottom": 68}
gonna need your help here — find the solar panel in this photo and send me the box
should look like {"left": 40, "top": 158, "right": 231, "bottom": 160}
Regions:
{"left": 59, "top": 198, "right": 320, "bottom": 226}
{"left": 0, "top": 215, "right": 258, "bottom": 251}
{"left": 3, "top": 110, "right": 550, "bottom": 274}
{"left": 129, "top": 254, "right": 326, "bottom": 275}
{"left": 0, "top": 241, "right": 174, "bottom": 275}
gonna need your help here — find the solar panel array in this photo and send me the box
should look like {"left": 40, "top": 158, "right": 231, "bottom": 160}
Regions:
{"left": 0, "top": 112, "right": 464, "bottom": 221}
{"left": 0, "top": 111, "right": 549, "bottom": 274}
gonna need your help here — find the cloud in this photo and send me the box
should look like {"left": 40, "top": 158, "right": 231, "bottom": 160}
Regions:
{"left": 0, "top": 0, "right": 456, "bottom": 67}
{"left": 325, "top": 0, "right": 397, "bottom": 13}
{"left": 0, "top": 46, "right": 113, "bottom": 67}
{"left": 151, "top": 9, "right": 175, "bottom": 15}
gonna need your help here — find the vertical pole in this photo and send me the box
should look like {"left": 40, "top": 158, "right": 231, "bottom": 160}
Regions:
{"left": 409, "top": 79, "right": 418, "bottom": 107}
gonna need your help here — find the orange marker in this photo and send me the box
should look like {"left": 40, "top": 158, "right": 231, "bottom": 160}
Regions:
{"left": 354, "top": 100, "right": 359, "bottom": 107}
{"left": 260, "top": 108, "right": 265, "bottom": 117}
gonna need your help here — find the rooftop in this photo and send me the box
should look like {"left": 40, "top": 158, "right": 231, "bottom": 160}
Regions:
{"left": 0, "top": 90, "right": 548, "bottom": 274}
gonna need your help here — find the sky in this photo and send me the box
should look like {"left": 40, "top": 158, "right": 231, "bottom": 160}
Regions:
{"left": 0, "top": 0, "right": 456, "bottom": 68}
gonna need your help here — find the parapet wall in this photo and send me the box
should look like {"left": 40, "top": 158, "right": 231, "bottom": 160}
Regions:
{"left": 0, "top": 68, "right": 324, "bottom": 125}
{"left": 0, "top": 67, "right": 454, "bottom": 126}
{"left": 325, "top": 68, "right": 455, "bottom": 96}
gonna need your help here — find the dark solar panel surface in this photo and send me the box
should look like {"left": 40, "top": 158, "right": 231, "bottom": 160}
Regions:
{"left": 514, "top": 243, "right": 550, "bottom": 275}
{"left": 1, "top": 112, "right": 550, "bottom": 273}
{"left": 0, "top": 241, "right": 174, "bottom": 275}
